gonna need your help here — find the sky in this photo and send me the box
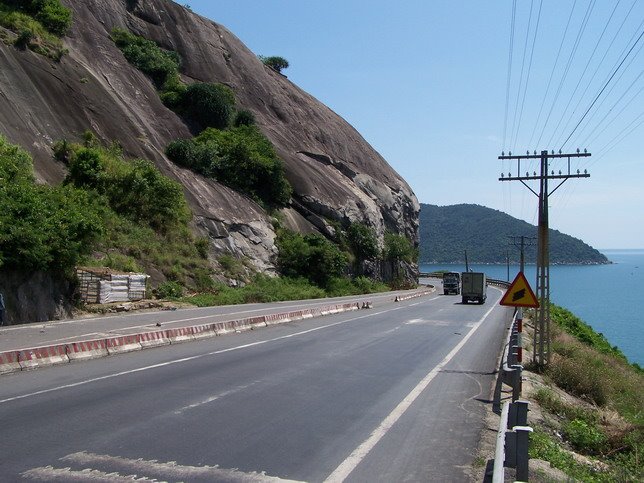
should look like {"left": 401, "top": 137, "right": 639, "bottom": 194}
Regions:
{"left": 185, "top": 1, "right": 643, "bottom": 249}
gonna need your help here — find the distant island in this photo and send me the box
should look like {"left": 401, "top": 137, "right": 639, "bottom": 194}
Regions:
{"left": 419, "top": 203, "right": 610, "bottom": 265}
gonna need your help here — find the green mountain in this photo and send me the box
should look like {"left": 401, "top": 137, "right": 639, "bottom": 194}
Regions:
{"left": 419, "top": 204, "right": 609, "bottom": 265}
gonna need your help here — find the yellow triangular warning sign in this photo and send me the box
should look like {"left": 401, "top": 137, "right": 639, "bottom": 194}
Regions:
{"left": 500, "top": 271, "right": 539, "bottom": 308}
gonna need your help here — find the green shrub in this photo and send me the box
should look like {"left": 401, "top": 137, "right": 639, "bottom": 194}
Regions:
{"left": 384, "top": 232, "right": 416, "bottom": 263}
{"left": 259, "top": 55, "right": 289, "bottom": 73}
{"left": 347, "top": 222, "right": 378, "bottom": 274}
{"left": 33, "top": 0, "right": 72, "bottom": 36}
{"left": 178, "top": 82, "right": 235, "bottom": 130}
{"left": 96, "top": 253, "right": 141, "bottom": 273}
{"left": 352, "top": 275, "right": 389, "bottom": 294}
{"left": 14, "top": 27, "right": 33, "bottom": 47}
{"left": 533, "top": 387, "right": 599, "bottom": 424}
{"left": 155, "top": 280, "right": 184, "bottom": 299}
{"left": 165, "top": 138, "right": 217, "bottom": 175}
{"left": 529, "top": 429, "right": 606, "bottom": 482}
{"left": 183, "top": 275, "right": 326, "bottom": 307}
{"left": 0, "top": 182, "right": 104, "bottom": 272}
{"left": 551, "top": 305, "right": 627, "bottom": 360}
{"left": 276, "top": 230, "right": 347, "bottom": 287}
{"left": 168, "top": 126, "right": 292, "bottom": 207}
{"left": 547, "top": 354, "right": 609, "bottom": 406}
{"left": 1, "top": 0, "right": 71, "bottom": 37}
{"left": 64, "top": 145, "right": 190, "bottom": 232}
{"left": 194, "top": 237, "right": 209, "bottom": 259}
{"left": 0, "top": 134, "right": 34, "bottom": 183}
{"left": 563, "top": 419, "right": 607, "bottom": 454}
{"left": 104, "top": 158, "right": 191, "bottom": 231}
{"left": 111, "top": 27, "right": 180, "bottom": 88}
{"left": 232, "top": 109, "right": 256, "bottom": 127}
{"left": 66, "top": 147, "right": 105, "bottom": 187}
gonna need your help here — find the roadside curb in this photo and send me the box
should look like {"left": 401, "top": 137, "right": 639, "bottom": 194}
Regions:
{"left": 0, "top": 290, "right": 435, "bottom": 375}
{"left": 394, "top": 289, "right": 434, "bottom": 302}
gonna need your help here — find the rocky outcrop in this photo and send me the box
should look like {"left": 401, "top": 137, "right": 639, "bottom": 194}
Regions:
{"left": 0, "top": 271, "right": 74, "bottom": 324}
{"left": 0, "top": 0, "right": 419, "bottom": 277}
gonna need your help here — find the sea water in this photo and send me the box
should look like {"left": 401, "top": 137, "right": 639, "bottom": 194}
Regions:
{"left": 420, "top": 249, "right": 643, "bottom": 366}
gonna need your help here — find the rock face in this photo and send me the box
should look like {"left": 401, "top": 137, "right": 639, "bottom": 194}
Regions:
{"left": 0, "top": 0, "right": 419, "bottom": 276}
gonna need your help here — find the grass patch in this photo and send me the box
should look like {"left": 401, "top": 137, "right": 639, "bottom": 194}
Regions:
{"left": 550, "top": 305, "right": 628, "bottom": 361}
{"left": 530, "top": 306, "right": 644, "bottom": 481}
{"left": 0, "top": 4, "right": 68, "bottom": 60}
{"left": 534, "top": 387, "right": 599, "bottom": 424}
{"left": 182, "top": 274, "right": 391, "bottom": 308}
{"left": 529, "top": 429, "right": 608, "bottom": 482}
{"left": 182, "top": 275, "right": 326, "bottom": 306}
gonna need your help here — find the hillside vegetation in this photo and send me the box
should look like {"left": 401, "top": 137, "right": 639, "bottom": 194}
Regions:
{"left": 419, "top": 203, "right": 608, "bottom": 264}
{"left": 526, "top": 305, "right": 643, "bottom": 481}
{"left": 0, "top": 0, "right": 420, "bottom": 322}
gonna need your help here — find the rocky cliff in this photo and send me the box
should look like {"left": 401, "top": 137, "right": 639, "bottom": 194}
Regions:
{"left": 0, "top": 0, "right": 419, "bottom": 276}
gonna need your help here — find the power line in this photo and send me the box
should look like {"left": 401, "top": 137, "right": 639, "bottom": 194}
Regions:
{"left": 550, "top": 0, "right": 635, "bottom": 149}
{"left": 580, "top": 69, "right": 644, "bottom": 149}
{"left": 511, "top": 0, "right": 543, "bottom": 150}
{"left": 559, "top": 27, "right": 644, "bottom": 151}
{"left": 503, "top": 0, "right": 518, "bottom": 151}
{"left": 532, "top": 0, "right": 578, "bottom": 148}
{"left": 543, "top": 0, "right": 597, "bottom": 148}
{"left": 594, "top": 110, "right": 644, "bottom": 162}
{"left": 550, "top": 0, "right": 620, "bottom": 149}
{"left": 567, "top": 19, "right": 644, "bottom": 148}
{"left": 510, "top": 0, "right": 536, "bottom": 151}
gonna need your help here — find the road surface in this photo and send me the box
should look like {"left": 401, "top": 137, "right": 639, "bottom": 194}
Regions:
{"left": 0, "top": 285, "right": 512, "bottom": 482}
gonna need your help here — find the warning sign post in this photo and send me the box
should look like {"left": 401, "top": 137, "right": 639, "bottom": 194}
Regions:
{"left": 500, "top": 272, "right": 539, "bottom": 308}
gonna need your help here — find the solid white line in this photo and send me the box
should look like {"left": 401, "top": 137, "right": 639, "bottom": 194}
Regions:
{"left": 0, "top": 305, "right": 409, "bottom": 405}
{"left": 324, "top": 300, "right": 499, "bottom": 483}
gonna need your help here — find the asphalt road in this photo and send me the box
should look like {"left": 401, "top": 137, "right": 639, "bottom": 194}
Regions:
{"left": 0, "top": 286, "right": 513, "bottom": 482}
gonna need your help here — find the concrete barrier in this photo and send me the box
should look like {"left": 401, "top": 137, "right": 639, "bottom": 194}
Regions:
{"left": 18, "top": 344, "right": 69, "bottom": 370}
{"left": 394, "top": 290, "right": 433, "bottom": 302}
{"left": 66, "top": 339, "right": 109, "bottom": 361}
{"left": 137, "top": 331, "right": 170, "bottom": 349}
{"left": 248, "top": 316, "right": 267, "bottom": 330}
{"left": 166, "top": 327, "right": 194, "bottom": 344}
{"left": 0, "top": 351, "right": 21, "bottom": 374}
{"left": 213, "top": 321, "right": 236, "bottom": 335}
{"left": 105, "top": 335, "right": 142, "bottom": 354}
{"left": 264, "top": 312, "right": 292, "bottom": 326}
{"left": 191, "top": 324, "right": 217, "bottom": 340}
{"left": 231, "top": 318, "right": 253, "bottom": 332}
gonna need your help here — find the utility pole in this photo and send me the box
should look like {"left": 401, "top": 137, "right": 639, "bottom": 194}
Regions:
{"left": 508, "top": 236, "right": 537, "bottom": 273}
{"left": 499, "top": 149, "right": 590, "bottom": 367}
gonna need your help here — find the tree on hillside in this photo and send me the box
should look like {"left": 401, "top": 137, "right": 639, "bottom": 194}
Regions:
{"left": 259, "top": 55, "right": 289, "bottom": 73}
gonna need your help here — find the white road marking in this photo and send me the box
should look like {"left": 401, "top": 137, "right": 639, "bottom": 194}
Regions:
{"left": 0, "top": 305, "right": 409, "bottom": 405}
{"left": 324, "top": 301, "right": 499, "bottom": 483}
{"left": 22, "top": 451, "right": 302, "bottom": 482}
{"left": 404, "top": 318, "right": 425, "bottom": 324}
{"left": 174, "top": 382, "right": 258, "bottom": 414}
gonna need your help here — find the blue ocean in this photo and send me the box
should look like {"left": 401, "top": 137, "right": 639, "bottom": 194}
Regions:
{"left": 420, "top": 249, "right": 643, "bottom": 366}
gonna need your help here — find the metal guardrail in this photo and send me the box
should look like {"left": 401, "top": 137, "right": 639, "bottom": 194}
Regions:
{"left": 493, "top": 400, "right": 532, "bottom": 482}
{"left": 503, "top": 310, "right": 523, "bottom": 401}
{"left": 493, "top": 309, "right": 532, "bottom": 481}
{"left": 487, "top": 278, "right": 511, "bottom": 289}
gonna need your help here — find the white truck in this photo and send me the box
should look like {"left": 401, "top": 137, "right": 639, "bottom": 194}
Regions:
{"left": 461, "top": 272, "right": 487, "bottom": 304}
